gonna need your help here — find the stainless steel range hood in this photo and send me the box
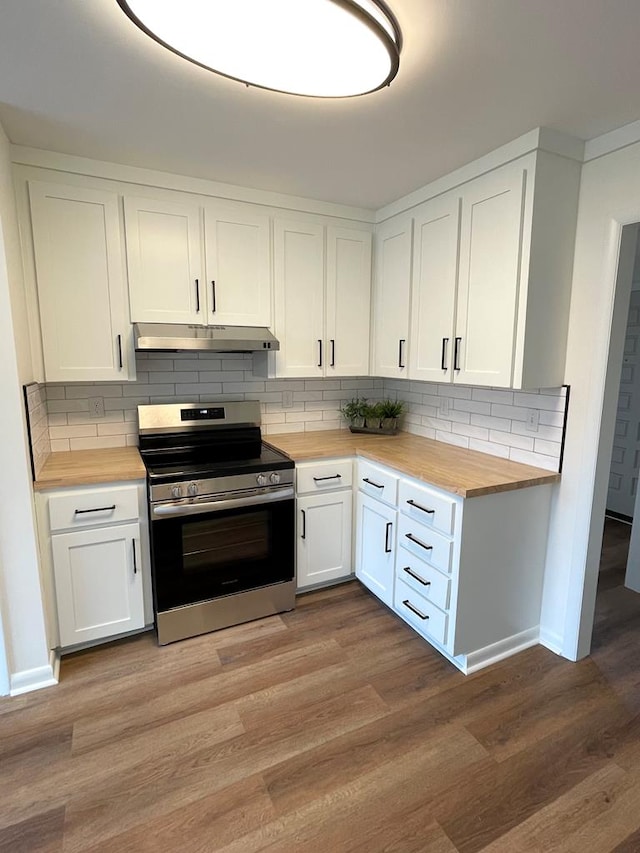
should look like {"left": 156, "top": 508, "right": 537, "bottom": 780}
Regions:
{"left": 134, "top": 323, "right": 280, "bottom": 353}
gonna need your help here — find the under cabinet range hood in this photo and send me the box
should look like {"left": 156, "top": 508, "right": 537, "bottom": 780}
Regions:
{"left": 134, "top": 324, "right": 280, "bottom": 353}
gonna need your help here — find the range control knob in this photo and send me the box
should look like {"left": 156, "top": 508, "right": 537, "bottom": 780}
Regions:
{"left": 187, "top": 482, "right": 199, "bottom": 497}
{"left": 269, "top": 472, "right": 281, "bottom": 485}
{"left": 170, "top": 485, "right": 183, "bottom": 499}
{"left": 256, "top": 473, "right": 268, "bottom": 487}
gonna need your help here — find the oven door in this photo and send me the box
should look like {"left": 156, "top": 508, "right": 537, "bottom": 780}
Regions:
{"left": 149, "top": 488, "right": 294, "bottom": 613}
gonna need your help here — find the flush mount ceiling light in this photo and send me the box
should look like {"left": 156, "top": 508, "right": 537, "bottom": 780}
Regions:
{"left": 116, "top": 0, "right": 401, "bottom": 98}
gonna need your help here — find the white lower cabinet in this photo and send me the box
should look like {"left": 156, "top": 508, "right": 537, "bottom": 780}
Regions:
{"left": 295, "top": 458, "right": 354, "bottom": 591}
{"left": 36, "top": 482, "right": 152, "bottom": 650}
{"left": 355, "top": 491, "right": 396, "bottom": 608}
{"left": 355, "top": 459, "right": 553, "bottom": 674}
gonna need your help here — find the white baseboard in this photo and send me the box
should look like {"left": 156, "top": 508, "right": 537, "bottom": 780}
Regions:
{"left": 462, "top": 627, "right": 540, "bottom": 674}
{"left": 538, "top": 626, "right": 564, "bottom": 656}
{"left": 10, "top": 649, "right": 60, "bottom": 696}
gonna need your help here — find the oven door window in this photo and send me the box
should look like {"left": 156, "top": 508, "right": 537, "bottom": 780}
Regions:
{"left": 151, "top": 498, "right": 294, "bottom": 611}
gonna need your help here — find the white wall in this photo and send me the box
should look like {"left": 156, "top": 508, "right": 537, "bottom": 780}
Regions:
{"left": 541, "top": 139, "right": 640, "bottom": 659}
{"left": 0, "top": 121, "right": 53, "bottom": 694}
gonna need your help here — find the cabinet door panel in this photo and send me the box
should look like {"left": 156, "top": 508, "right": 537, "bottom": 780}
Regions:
{"left": 273, "top": 219, "right": 324, "bottom": 377}
{"left": 205, "top": 205, "right": 271, "bottom": 326}
{"left": 355, "top": 491, "right": 396, "bottom": 607}
{"left": 29, "top": 182, "right": 131, "bottom": 382}
{"left": 125, "top": 197, "right": 202, "bottom": 324}
{"left": 297, "top": 491, "right": 352, "bottom": 589}
{"left": 326, "top": 226, "right": 372, "bottom": 376}
{"left": 372, "top": 216, "right": 412, "bottom": 379}
{"left": 52, "top": 522, "right": 144, "bottom": 647}
{"left": 455, "top": 166, "right": 526, "bottom": 387}
{"left": 409, "top": 194, "right": 460, "bottom": 382}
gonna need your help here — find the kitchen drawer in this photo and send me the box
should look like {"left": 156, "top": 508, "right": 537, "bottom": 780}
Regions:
{"left": 48, "top": 485, "right": 139, "bottom": 532}
{"left": 398, "top": 478, "right": 456, "bottom": 536}
{"left": 357, "top": 459, "right": 398, "bottom": 507}
{"left": 397, "top": 513, "right": 453, "bottom": 575}
{"left": 296, "top": 458, "right": 353, "bottom": 495}
{"left": 394, "top": 575, "right": 448, "bottom": 647}
{"left": 396, "top": 544, "right": 451, "bottom": 611}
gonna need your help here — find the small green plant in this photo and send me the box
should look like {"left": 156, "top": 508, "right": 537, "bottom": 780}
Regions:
{"left": 339, "top": 397, "right": 368, "bottom": 425}
{"left": 378, "top": 399, "right": 405, "bottom": 419}
{"left": 362, "top": 401, "right": 384, "bottom": 428}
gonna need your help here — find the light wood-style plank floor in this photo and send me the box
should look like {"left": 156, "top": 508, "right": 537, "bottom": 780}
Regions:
{"left": 1, "top": 518, "right": 639, "bottom": 852}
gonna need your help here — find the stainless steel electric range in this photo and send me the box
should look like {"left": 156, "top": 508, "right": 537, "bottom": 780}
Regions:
{"left": 138, "top": 401, "right": 295, "bottom": 645}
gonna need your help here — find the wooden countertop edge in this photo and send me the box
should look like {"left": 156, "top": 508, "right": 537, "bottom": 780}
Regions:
{"left": 33, "top": 448, "right": 146, "bottom": 491}
{"left": 33, "top": 470, "right": 146, "bottom": 491}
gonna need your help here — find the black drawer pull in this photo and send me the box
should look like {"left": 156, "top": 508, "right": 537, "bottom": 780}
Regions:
{"left": 318, "top": 339, "right": 323, "bottom": 368}
{"left": 403, "top": 566, "right": 431, "bottom": 587}
{"left": 405, "top": 532, "right": 433, "bottom": 551}
{"left": 406, "top": 499, "right": 434, "bottom": 515}
{"left": 211, "top": 280, "right": 216, "bottom": 313}
{"left": 398, "top": 338, "right": 406, "bottom": 369}
{"left": 195, "top": 279, "right": 201, "bottom": 312}
{"left": 402, "top": 599, "right": 429, "bottom": 620}
{"left": 74, "top": 505, "right": 116, "bottom": 515}
{"left": 384, "top": 521, "right": 393, "bottom": 553}
{"left": 441, "top": 337, "right": 449, "bottom": 370}
{"left": 363, "top": 478, "right": 384, "bottom": 489}
{"left": 454, "top": 336, "right": 462, "bottom": 371}
{"left": 301, "top": 509, "right": 306, "bottom": 540}
{"left": 313, "top": 474, "right": 342, "bottom": 482}
{"left": 330, "top": 339, "right": 335, "bottom": 367}
{"left": 117, "top": 334, "right": 123, "bottom": 370}
{"left": 132, "top": 539, "right": 138, "bottom": 575}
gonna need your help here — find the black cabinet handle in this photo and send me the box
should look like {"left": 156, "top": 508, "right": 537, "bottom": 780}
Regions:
{"left": 454, "top": 336, "right": 462, "bottom": 371}
{"left": 132, "top": 539, "right": 138, "bottom": 575}
{"left": 301, "top": 509, "right": 306, "bottom": 540}
{"left": 403, "top": 566, "right": 431, "bottom": 587}
{"left": 406, "top": 499, "right": 435, "bottom": 515}
{"left": 211, "top": 280, "right": 216, "bottom": 313}
{"left": 117, "top": 334, "right": 123, "bottom": 370}
{"left": 363, "top": 478, "right": 384, "bottom": 489}
{"left": 318, "top": 339, "right": 323, "bottom": 368}
{"left": 384, "top": 521, "right": 393, "bottom": 553}
{"left": 398, "top": 339, "right": 406, "bottom": 369}
{"left": 313, "top": 474, "right": 342, "bottom": 482}
{"left": 74, "top": 505, "right": 116, "bottom": 515}
{"left": 195, "top": 279, "right": 201, "bottom": 312}
{"left": 330, "top": 339, "right": 335, "bottom": 367}
{"left": 405, "top": 532, "right": 433, "bottom": 552}
{"left": 402, "top": 599, "right": 429, "bottom": 620}
{"left": 441, "top": 337, "right": 449, "bottom": 370}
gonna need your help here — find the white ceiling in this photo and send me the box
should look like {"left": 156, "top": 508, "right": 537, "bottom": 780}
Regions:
{"left": 1, "top": 0, "right": 640, "bottom": 210}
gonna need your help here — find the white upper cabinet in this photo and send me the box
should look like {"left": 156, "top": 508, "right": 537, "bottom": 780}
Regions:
{"left": 409, "top": 194, "right": 461, "bottom": 383}
{"left": 29, "top": 181, "right": 134, "bottom": 382}
{"left": 125, "top": 196, "right": 203, "bottom": 324}
{"left": 454, "top": 164, "right": 526, "bottom": 387}
{"left": 203, "top": 203, "right": 271, "bottom": 327}
{"left": 372, "top": 215, "right": 412, "bottom": 379}
{"left": 326, "top": 226, "right": 372, "bottom": 377}
{"left": 273, "top": 219, "right": 325, "bottom": 378}
{"left": 273, "top": 218, "right": 373, "bottom": 378}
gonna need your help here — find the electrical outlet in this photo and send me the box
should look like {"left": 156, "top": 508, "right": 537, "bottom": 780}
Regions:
{"left": 282, "top": 390, "right": 294, "bottom": 409}
{"left": 440, "top": 397, "right": 450, "bottom": 417}
{"left": 89, "top": 397, "right": 105, "bottom": 418}
{"left": 526, "top": 408, "right": 539, "bottom": 432}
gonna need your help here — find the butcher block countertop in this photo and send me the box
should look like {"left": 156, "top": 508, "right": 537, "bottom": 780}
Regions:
{"left": 34, "top": 447, "right": 146, "bottom": 491}
{"left": 265, "top": 430, "right": 560, "bottom": 498}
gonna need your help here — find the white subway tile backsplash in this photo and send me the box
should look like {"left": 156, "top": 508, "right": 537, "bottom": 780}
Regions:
{"left": 513, "top": 392, "right": 565, "bottom": 411}
{"left": 49, "top": 424, "right": 98, "bottom": 440}
{"left": 453, "top": 398, "right": 491, "bottom": 416}
{"left": 490, "top": 403, "right": 530, "bottom": 421}
{"left": 305, "top": 379, "right": 341, "bottom": 391}
{"left": 534, "top": 437, "right": 562, "bottom": 456}
{"left": 50, "top": 439, "right": 70, "bottom": 452}
{"left": 539, "top": 410, "right": 565, "bottom": 428}
{"left": 304, "top": 419, "right": 342, "bottom": 431}
{"left": 69, "top": 436, "right": 126, "bottom": 450}
{"left": 148, "top": 371, "right": 198, "bottom": 384}
{"left": 470, "top": 413, "right": 512, "bottom": 432}
{"left": 469, "top": 438, "right": 510, "bottom": 459}
{"left": 509, "top": 448, "right": 558, "bottom": 470}
{"left": 511, "top": 421, "right": 563, "bottom": 442}
{"left": 437, "top": 430, "right": 469, "bottom": 448}
{"left": 451, "top": 422, "right": 490, "bottom": 441}
{"left": 489, "top": 430, "right": 535, "bottom": 451}
{"left": 96, "top": 422, "right": 137, "bottom": 436}
{"left": 285, "top": 411, "right": 323, "bottom": 423}
{"left": 438, "top": 384, "right": 472, "bottom": 399}
{"left": 471, "top": 388, "right": 514, "bottom": 405}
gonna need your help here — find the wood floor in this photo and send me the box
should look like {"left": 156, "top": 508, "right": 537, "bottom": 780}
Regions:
{"left": 2, "top": 521, "right": 640, "bottom": 852}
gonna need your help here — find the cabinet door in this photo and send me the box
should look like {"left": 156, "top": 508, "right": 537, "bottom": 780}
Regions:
{"left": 29, "top": 182, "right": 132, "bottom": 382}
{"left": 326, "top": 226, "right": 372, "bottom": 377}
{"left": 371, "top": 215, "right": 412, "bottom": 378}
{"left": 454, "top": 165, "right": 526, "bottom": 387}
{"left": 297, "top": 491, "right": 352, "bottom": 590}
{"left": 125, "top": 196, "right": 203, "bottom": 324}
{"left": 204, "top": 203, "right": 271, "bottom": 327}
{"left": 409, "top": 194, "right": 460, "bottom": 382}
{"left": 273, "top": 219, "right": 325, "bottom": 378}
{"left": 52, "top": 522, "right": 144, "bottom": 647}
{"left": 355, "top": 491, "right": 396, "bottom": 607}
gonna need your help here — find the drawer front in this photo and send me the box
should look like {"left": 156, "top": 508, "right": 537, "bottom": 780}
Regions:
{"left": 398, "top": 478, "right": 456, "bottom": 536}
{"left": 394, "top": 575, "right": 447, "bottom": 646}
{"left": 357, "top": 459, "right": 398, "bottom": 507}
{"left": 397, "top": 514, "right": 453, "bottom": 575}
{"left": 396, "top": 545, "right": 450, "bottom": 611}
{"left": 296, "top": 458, "right": 353, "bottom": 495}
{"left": 48, "top": 485, "right": 139, "bottom": 532}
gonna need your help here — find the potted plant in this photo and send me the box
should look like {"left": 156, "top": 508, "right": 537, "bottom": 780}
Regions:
{"left": 339, "top": 397, "right": 368, "bottom": 429}
{"left": 362, "top": 401, "right": 384, "bottom": 430}
{"left": 378, "top": 398, "right": 405, "bottom": 432}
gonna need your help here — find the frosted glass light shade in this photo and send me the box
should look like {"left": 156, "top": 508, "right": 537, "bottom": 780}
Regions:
{"left": 117, "top": 0, "right": 401, "bottom": 97}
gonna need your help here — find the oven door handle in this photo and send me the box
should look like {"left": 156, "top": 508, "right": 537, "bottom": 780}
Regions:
{"left": 151, "top": 486, "right": 295, "bottom": 519}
